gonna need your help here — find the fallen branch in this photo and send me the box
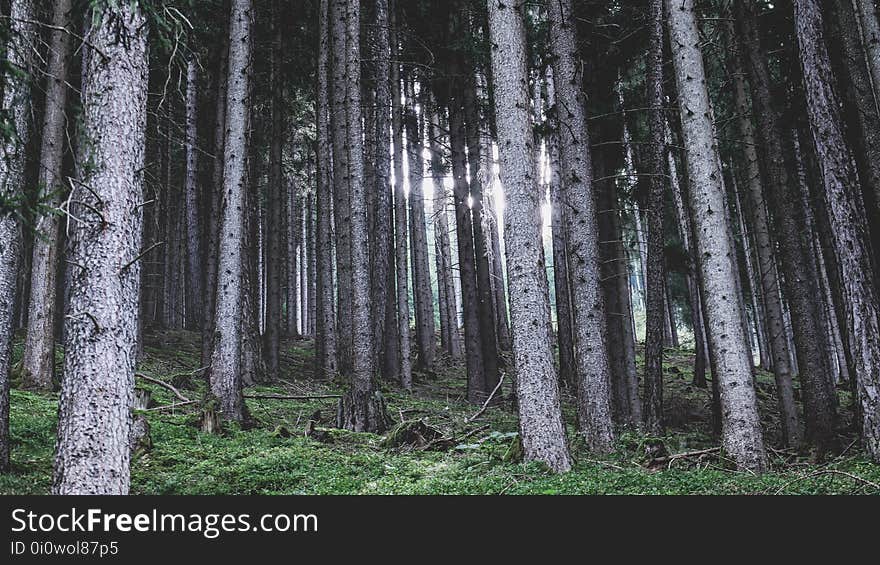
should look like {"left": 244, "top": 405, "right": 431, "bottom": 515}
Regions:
{"left": 136, "top": 373, "right": 190, "bottom": 403}
{"left": 143, "top": 400, "right": 197, "bottom": 412}
{"left": 465, "top": 373, "right": 506, "bottom": 423}
{"left": 650, "top": 447, "right": 721, "bottom": 469}
{"left": 243, "top": 394, "right": 342, "bottom": 401}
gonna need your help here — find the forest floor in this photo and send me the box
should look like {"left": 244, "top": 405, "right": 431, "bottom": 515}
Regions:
{"left": 2, "top": 331, "right": 879, "bottom": 495}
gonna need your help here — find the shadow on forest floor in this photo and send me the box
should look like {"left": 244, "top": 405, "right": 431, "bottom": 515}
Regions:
{"left": 2, "top": 330, "right": 877, "bottom": 495}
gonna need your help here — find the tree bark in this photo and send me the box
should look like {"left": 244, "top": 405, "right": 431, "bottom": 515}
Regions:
{"left": 20, "top": 0, "right": 73, "bottom": 391}
{"left": 184, "top": 58, "right": 202, "bottom": 331}
{"left": 794, "top": 0, "right": 880, "bottom": 461}
{"left": 548, "top": 0, "right": 614, "bottom": 451}
{"left": 315, "top": 0, "right": 338, "bottom": 379}
{"left": 643, "top": 0, "right": 666, "bottom": 434}
{"left": 337, "top": 0, "right": 388, "bottom": 432}
{"left": 405, "top": 81, "right": 436, "bottom": 372}
{"left": 53, "top": 1, "right": 148, "bottom": 493}
{"left": 0, "top": 0, "right": 36, "bottom": 472}
{"left": 667, "top": 0, "right": 766, "bottom": 472}
{"left": 209, "top": 0, "right": 252, "bottom": 422}
{"left": 487, "top": 0, "right": 572, "bottom": 473}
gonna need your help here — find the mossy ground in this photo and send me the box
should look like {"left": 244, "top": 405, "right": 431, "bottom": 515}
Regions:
{"left": 2, "top": 330, "right": 878, "bottom": 495}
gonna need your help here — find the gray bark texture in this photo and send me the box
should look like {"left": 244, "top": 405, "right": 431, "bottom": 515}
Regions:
{"left": 547, "top": 0, "right": 614, "bottom": 452}
{"left": 209, "top": 0, "right": 252, "bottom": 422}
{"left": 184, "top": 58, "right": 202, "bottom": 330}
{"left": 20, "top": 0, "right": 73, "bottom": 391}
{"left": 0, "top": 0, "right": 36, "bottom": 472}
{"left": 316, "top": 0, "right": 338, "bottom": 379}
{"left": 487, "top": 0, "right": 572, "bottom": 473}
{"left": 795, "top": 0, "right": 880, "bottom": 461}
{"left": 53, "top": 2, "right": 148, "bottom": 494}
{"left": 667, "top": 0, "right": 767, "bottom": 472}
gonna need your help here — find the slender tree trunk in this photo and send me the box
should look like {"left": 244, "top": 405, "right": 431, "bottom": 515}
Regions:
{"left": 487, "top": 0, "right": 572, "bottom": 473}
{"left": 202, "top": 29, "right": 229, "bottom": 372}
{"left": 795, "top": 0, "right": 880, "bottom": 461}
{"left": 726, "top": 17, "right": 803, "bottom": 446}
{"left": 548, "top": 0, "right": 615, "bottom": 451}
{"left": 545, "top": 70, "right": 576, "bottom": 388}
{"left": 643, "top": 0, "right": 666, "bottom": 434}
{"left": 854, "top": 0, "right": 880, "bottom": 109}
{"left": 315, "top": 0, "right": 337, "bottom": 379}
{"left": 464, "top": 74, "right": 499, "bottom": 393}
{"left": 53, "top": 2, "right": 148, "bottom": 493}
{"left": 286, "top": 181, "right": 301, "bottom": 337}
{"left": 209, "top": 0, "right": 252, "bottom": 422}
{"left": 330, "top": 0, "right": 353, "bottom": 376}
{"left": 184, "top": 58, "right": 202, "bottom": 331}
{"left": 263, "top": 7, "right": 284, "bottom": 379}
{"left": 337, "top": 0, "right": 388, "bottom": 432}
{"left": 405, "top": 83, "right": 436, "bottom": 372}
{"left": 667, "top": 0, "right": 766, "bottom": 472}
{"left": 0, "top": 0, "right": 36, "bottom": 472}
{"left": 20, "top": 0, "right": 73, "bottom": 391}
{"left": 307, "top": 192, "right": 317, "bottom": 337}
{"left": 372, "top": 0, "right": 394, "bottom": 374}
{"left": 450, "top": 95, "right": 486, "bottom": 402}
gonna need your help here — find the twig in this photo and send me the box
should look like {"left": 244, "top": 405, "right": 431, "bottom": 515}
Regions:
{"left": 465, "top": 373, "right": 506, "bottom": 423}
{"left": 243, "top": 394, "right": 342, "bottom": 401}
{"left": 143, "top": 400, "right": 196, "bottom": 412}
{"left": 136, "top": 373, "right": 190, "bottom": 402}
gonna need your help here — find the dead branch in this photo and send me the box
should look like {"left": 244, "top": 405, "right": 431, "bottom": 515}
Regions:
{"left": 465, "top": 373, "right": 506, "bottom": 423}
{"left": 136, "top": 373, "right": 190, "bottom": 402}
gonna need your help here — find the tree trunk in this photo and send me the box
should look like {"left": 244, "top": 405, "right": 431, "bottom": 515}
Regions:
{"left": 264, "top": 8, "right": 284, "bottom": 379}
{"left": 463, "top": 73, "right": 499, "bottom": 393}
{"left": 405, "top": 82, "right": 436, "bottom": 372}
{"left": 209, "top": 0, "right": 252, "bottom": 422}
{"left": 315, "top": 0, "right": 338, "bottom": 379}
{"left": 643, "top": 0, "right": 666, "bottom": 434}
{"left": 487, "top": 0, "right": 572, "bottom": 473}
{"left": 53, "top": 1, "right": 148, "bottom": 493}
{"left": 667, "top": 0, "right": 766, "bottom": 472}
{"left": 0, "top": 0, "right": 36, "bottom": 472}
{"left": 854, "top": 0, "right": 880, "bottom": 111}
{"left": 331, "top": 0, "right": 353, "bottom": 377}
{"left": 548, "top": 0, "right": 615, "bottom": 452}
{"left": 337, "top": 0, "right": 388, "bottom": 432}
{"left": 450, "top": 95, "right": 486, "bottom": 403}
{"left": 184, "top": 58, "right": 203, "bottom": 331}
{"left": 372, "top": 0, "right": 394, "bottom": 373}
{"left": 794, "top": 0, "right": 880, "bottom": 461}
{"left": 20, "top": 0, "right": 73, "bottom": 391}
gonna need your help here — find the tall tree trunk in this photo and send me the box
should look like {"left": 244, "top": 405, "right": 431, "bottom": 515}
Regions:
{"left": 405, "top": 82, "right": 436, "bottom": 372}
{"left": 264, "top": 6, "right": 284, "bottom": 379}
{"left": 307, "top": 192, "right": 317, "bottom": 337}
{"left": 286, "top": 181, "right": 301, "bottom": 337}
{"left": 184, "top": 58, "right": 202, "bottom": 330}
{"left": 667, "top": 0, "right": 766, "bottom": 472}
{"left": 428, "top": 110, "right": 462, "bottom": 362}
{"left": 794, "top": 0, "right": 880, "bottom": 461}
{"left": 337, "top": 0, "right": 388, "bottom": 432}
{"left": 372, "top": 0, "right": 394, "bottom": 374}
{"left": 450, "top": 95, "right": 486, "bottom": 402}
{"left": 202, "top": 28, "right": 229, "bottom": 372}
{"left": 209, "top": 0, "right": 252, "bottom": 422}
{"left": 854, "top": 0, "right": 880, "bottom": 109}
{"left": 727, "top": 16, "right": 803, "bottom": 447}
{"left": 464, "top": 74, "right": 499, "bottom": 393}
{"left": 20, "top": 0, "right": 73, "bottom": 391}
{"left": 53, "top": 1, "right": 148, "bottom": 493}
{"left": 548, "top": 0, "right": 615, "bottom": 451}
{"left": 546, "top": 69, "right": 576, "bottom": 388}
{"left": 643, "top": 0, "right": 666, "bottom": 434}
{"left": 487, "top": 0, "right": 572, "bottom": 473}
{"left": 0, "top": 0, "right": 36, "bottom": 472}
{"left": 315, "top": 0, "right": 337, "bottom": 379}
{"left": 331, "top": 0, "right": 353, "bottom": 376}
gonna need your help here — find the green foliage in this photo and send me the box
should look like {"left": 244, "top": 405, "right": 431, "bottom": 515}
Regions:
{"left": 2, "top": 333, "right": 878, "bottom": 495}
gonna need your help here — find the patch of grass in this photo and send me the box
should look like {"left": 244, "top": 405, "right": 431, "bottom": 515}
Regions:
{"left": 2, "top": 332, "right": 878, "bottom": 495}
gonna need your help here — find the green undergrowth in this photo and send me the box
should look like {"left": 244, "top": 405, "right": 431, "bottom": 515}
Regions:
{"left": 2, "top": 331, "right": 878, "bottom": 495}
